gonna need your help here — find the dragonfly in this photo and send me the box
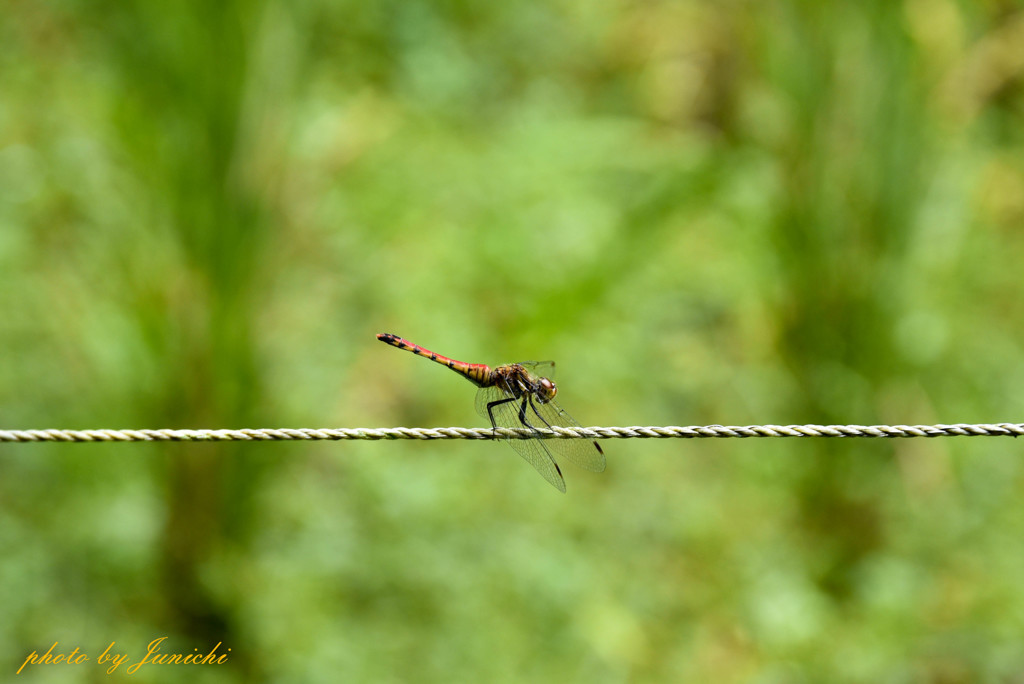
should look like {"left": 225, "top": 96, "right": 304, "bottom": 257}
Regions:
{"left": 376, "top": 333, "right": 605, "bottom": 492}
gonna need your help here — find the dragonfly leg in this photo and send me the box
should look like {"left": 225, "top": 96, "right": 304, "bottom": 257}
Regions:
{"left": 494, "top": 396, "right": 541, "bottom": 432}
{"left": 517, "top": 397, "right": 534, "bottom": 429}
{"left": 527, "top": 395, "right": 553, "bottom": 429}
{"left": 485, "top": 396, "right": 518, "bottom": 431}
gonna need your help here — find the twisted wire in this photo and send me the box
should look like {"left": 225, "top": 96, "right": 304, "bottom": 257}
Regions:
{"left": 2, "top": 423, "right": 1023, "bottom": 443}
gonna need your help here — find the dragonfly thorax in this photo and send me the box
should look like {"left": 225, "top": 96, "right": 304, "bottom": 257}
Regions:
{"left": 492, "top": 364, "right": 558, "bottom": 403}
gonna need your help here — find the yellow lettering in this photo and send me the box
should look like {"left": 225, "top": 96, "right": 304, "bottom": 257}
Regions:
{"left": 127, "top": 637, "right": 167, "bottom": 675}
{"left": 15, "top": 643, "right": 90, "bottom": 675}
{"left": 100, "top": 638, "right": 228, "bottom": 673}
{"left": 97, "top": 642, "right": 129, "bottom": 674}
{"left": 38, "top": 642, "right": 58, "bottom": 665}
{"left": 16, "top": 651, "right": 39, "bottom": 675}
{"left": 107, "top": 653, "right": 129, "bottom": 674}
{"left": 200, "top": 642, "right": 223, "bottom": 664}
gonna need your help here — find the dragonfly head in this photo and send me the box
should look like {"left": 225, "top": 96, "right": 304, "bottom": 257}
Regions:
{"left": 538, "top": 376, "right": 558, "bottom": 402}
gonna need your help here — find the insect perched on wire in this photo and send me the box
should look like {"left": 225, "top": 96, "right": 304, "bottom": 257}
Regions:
{"left": 376, "top": 333, "right": 606, "bottom": 492}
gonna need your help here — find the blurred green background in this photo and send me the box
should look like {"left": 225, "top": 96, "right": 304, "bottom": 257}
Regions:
{"left": 3, "top": 0, "right": 1024, "bottom": 681}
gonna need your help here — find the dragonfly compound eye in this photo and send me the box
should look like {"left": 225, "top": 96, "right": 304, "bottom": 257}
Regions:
{"left": 539, "top": 377, "right": 557, "bottom": 401}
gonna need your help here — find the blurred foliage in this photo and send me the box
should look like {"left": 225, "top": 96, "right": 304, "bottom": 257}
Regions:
{"left": 3, "top": 0, "right": 1024, "bottom": 681}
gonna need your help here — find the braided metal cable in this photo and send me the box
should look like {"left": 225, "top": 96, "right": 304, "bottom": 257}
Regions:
{"left": 2, "top": 423, "right": 1023, "bottom": 443}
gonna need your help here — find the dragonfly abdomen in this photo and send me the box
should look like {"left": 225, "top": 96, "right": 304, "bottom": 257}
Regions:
{"left": 376, "top": 333, "right": 493, "bottom": 387}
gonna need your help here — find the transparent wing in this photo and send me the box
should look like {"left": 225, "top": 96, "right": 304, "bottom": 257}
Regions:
{"left": 510, "top": 361, "right": 604, "bottom": 469}
{"left": 474, "top": 383, "right": 512, "bottom": 420}
{"left": 519, "top": 361, "right": 555, "bottom": 378}
{"left": 475, "top": 384, "right": 566, "bottom": 493}
{"left": 525, "top": 396, "right": 606, "bottom": 473}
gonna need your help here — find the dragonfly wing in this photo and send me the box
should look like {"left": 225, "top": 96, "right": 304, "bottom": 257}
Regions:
{"left": 525, "top": 397, "right": 607, "bottom": 473}
{"left": 475, "top": 385, "right": 566, "bottom": 493}
{"left": 475, "top": 384, "right": 509, "bottom": 420}
{"left": 519, "top": 361, "right": 555, "bottom": 378}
